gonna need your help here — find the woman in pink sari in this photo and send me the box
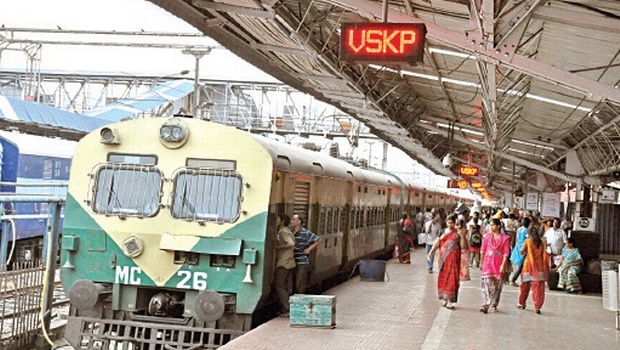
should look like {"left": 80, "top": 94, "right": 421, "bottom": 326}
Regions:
{"left": 479, "top": 218, "right": 511, "bottom": 313}
{"left": 428, "top": 215, "right": 467, "bottom": 309}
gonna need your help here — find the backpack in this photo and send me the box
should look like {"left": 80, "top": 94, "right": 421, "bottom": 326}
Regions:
{"left": 469, "top": 218, "right": 482, "bottom": 247}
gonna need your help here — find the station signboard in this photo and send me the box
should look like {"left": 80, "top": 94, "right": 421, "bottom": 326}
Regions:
{"left": 447, "top": 180, "right": 467, "bottom": 189}
{"left": 459, "top": 165, "right": 479, "bottom": 177}
{"left": 340, "top": 22, "right": 426, "bottom": 63}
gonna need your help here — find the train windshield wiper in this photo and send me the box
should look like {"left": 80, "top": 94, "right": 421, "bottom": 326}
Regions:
{"left": 180, "top": 183, "right": 197, "bottom": 219}
{"left": 106, "top": 175, "right": 122, "bottom": 212}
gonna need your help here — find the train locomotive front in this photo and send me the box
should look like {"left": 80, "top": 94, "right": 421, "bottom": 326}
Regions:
{"left": 60, "top": 118, "right": 277, "bottom": 348}
{"left": 59, "top": 116, "right": 468, "bottom": 349}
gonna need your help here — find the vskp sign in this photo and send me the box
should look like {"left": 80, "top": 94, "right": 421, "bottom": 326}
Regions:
{"left": 459, "top": 165, "right": 480, "bottom": 177}
{"left": 340, "top": 22, "right": 426, "bottom": 63}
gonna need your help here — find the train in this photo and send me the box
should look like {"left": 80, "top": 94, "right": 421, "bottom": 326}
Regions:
{"left": 0, "top": 131, "right": 74, "bottom": 265}
{"left": 59, "top": 116, "right": 472, "bottom": 349}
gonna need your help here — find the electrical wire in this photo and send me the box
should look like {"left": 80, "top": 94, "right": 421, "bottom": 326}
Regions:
{"left": 39, "top": 225, "right": 55, "bottom": 346}
{"left": 5, "top": 219, "right": 16, "bottom": 265}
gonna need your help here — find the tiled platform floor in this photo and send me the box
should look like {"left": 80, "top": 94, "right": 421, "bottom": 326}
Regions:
{"left": 221, "top": 248, "right": 620, "bottom": 350}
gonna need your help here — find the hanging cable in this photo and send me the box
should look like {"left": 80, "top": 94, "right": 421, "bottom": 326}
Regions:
{"left": 39, "top": 224, "right": 55, "bottom": 347}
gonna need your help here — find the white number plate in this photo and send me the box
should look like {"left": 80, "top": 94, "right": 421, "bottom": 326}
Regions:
{"left": 114, "top": 266, "right": 208, "bottom": 290}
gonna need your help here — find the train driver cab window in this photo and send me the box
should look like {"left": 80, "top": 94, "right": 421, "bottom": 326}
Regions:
{"left": 171, "top": 167, "right": 243, "bottom": 223}
{"left": 92, "top": 162, "right": 163, "bottom": 217}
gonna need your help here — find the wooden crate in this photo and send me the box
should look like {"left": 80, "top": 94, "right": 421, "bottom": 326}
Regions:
{"left": 289, "top": 294, "right": 336, "bottom": 328}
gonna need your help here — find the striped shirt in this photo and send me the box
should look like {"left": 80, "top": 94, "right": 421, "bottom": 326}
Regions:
{"left": 294, "top": 228, "right": 321, "bottom": 265}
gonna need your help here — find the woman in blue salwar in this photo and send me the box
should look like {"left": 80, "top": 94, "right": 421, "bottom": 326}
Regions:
{"left": 556, "top": 237, "right": 583, "bottom": 293}
{"left": 508, "top": 217, "right": 531, "bottom": 286}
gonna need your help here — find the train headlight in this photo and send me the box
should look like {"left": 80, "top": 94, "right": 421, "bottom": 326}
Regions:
{"left": 100, "top": 127, "right": 121, "bottom": 144}
{"left": 159, "top": 119, "right": 189, "bottom": 148}
{"left": 160, "top": 125, "right": 173, "bottom": 139}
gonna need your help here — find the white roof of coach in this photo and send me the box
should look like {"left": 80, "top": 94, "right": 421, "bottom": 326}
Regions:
{"left": 251, "top": 134, "right": 401, "bottom": 187}
{"left": 0, "top": 131, "right": 76, "bottom": 158}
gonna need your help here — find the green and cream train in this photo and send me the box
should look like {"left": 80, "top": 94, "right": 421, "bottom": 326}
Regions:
{"left": 60, "top": 117, "right": 471, "bottom": 349}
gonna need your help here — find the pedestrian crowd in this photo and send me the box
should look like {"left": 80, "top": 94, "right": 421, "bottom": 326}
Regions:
{"left": 418, "top": 205, "right": 581, "bottom": 315}
{"left": 274, "top": 205, "right": 581, "bottom": 317}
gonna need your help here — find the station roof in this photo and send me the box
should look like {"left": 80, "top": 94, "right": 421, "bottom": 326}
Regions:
{"left": 84, "top": 79, "right": 194, "bottom": 122}
{"left": 149, "top": 0, "right": 620, "bottom": 198}
{"left": 0, "top": 96, "right": 110, "bottom": 141}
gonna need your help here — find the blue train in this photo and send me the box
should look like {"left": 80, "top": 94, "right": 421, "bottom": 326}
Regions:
{"left": 0, "top": 131, "right": 75, "bottom": 264}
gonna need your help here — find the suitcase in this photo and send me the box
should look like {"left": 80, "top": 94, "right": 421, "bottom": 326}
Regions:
{"left": 289, "top": 294, "right": 336, "bottom": 328}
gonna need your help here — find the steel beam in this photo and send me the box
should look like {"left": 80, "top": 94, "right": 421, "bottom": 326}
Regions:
{"left": 332, "top": 0, "right": 620, "bottom": 104}
{"left": 191, "top": 0, "right": 275, "bottom": 18}
{"left": 533, "top": 5, "right": 620, "bottom": 35}
{"left": 418, "top": 122, "right": 602, "bottom": 185}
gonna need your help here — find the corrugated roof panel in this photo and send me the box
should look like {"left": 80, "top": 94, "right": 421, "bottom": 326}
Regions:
{"left": 85, "top": 79, "right": 194, "bottom": 122}
{"left": 2, "top": 96, "right": 110, "bottom": 132}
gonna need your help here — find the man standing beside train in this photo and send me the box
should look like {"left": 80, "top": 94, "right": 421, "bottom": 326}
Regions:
{"left": 290, "top": 214, "right": 322, "bottom": 294}
{"left": 275, "top": 213, "right": 296, "bottom": 317}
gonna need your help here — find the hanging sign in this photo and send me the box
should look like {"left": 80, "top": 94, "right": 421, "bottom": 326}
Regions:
{"left": 447, "top": 180, "right": 467, "bottom": 189}
{"left": 459, "top": 165, "right": 479, "bottom": 177}
{"left": 340, "top": 22, "right": 426, "bottom": 63}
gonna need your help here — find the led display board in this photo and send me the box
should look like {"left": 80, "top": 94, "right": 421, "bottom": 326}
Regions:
{"left": 459, "top": 165, "right": 480, "bottom": 177}
{"left": 340, "top": 22, "right": 426, "bottom": 63}
{"left": 447, "top": 180, "right": 468, "bottom": 189}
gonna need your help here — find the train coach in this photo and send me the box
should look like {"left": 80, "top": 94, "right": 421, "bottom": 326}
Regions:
{"left": 0, "top": 131, "right": 74, "bottom": 264}
{"left": 59, "top": 116, "right": 470, "bottom": 349}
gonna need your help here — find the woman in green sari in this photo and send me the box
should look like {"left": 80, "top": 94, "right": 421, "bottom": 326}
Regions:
{"left": 556, "top": 237, "right": 583, "bottom": 293}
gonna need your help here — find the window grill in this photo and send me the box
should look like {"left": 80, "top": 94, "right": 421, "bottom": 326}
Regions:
{"left": 91, "top": 163, "right": 162, "bottom": 218}
{"left": 171, "top": 167, "right": 243, "bottom": 223}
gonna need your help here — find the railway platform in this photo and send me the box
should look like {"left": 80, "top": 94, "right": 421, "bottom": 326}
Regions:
{"left": 220, "top": 248, "right": 619, "bottom": 350}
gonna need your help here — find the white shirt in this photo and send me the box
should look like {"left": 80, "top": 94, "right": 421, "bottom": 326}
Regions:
{"left": 424, "top": 221, "right": 441, "bottom": 245}
{"left": 544, "top": 228, "right": 566, "bottom": 255}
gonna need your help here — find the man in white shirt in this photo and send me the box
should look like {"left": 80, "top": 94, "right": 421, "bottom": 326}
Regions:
{"left": 544, "top": 217, "right": 566, "bottom": 268}
{"left": 424, "top": 213, "right": 442, "bottom": 273}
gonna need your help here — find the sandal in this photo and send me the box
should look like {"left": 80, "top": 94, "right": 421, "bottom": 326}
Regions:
{"left": 516, "top": 304, "right": 525, "bottom": 310}
{"left": 445, "top": 304, "right": 455, "bottom": 310}
{"left": 479, "top": 306, "right": 488, "bottom": 314}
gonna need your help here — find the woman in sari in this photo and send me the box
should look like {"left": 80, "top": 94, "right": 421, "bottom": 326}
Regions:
{"left": 428, "top": 215, "right": 466, "bottom": 309}
{"left": 479, "top": 218, "right": 511, "bottom": 313}
{"left": 456, "top": 219, "right": 470, "bottom": 281}
{"left": 557, "top": 237, "right": 583, "bottom": 293}
{"left": 517, "top": 226, "right": 549, "bottom": 314}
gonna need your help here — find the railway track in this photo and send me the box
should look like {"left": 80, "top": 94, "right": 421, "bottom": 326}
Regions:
{"left": 1, "top": 268, "right": 69, "bottom": 345}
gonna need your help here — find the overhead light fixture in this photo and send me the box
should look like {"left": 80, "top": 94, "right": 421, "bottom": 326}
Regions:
{"left": 442, "top": 153, "right": 453, "bottom": 167}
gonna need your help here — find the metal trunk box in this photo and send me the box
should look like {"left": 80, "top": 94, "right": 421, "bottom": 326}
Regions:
{"left": 289, "top": 294, "right": 336, "bottom": 328}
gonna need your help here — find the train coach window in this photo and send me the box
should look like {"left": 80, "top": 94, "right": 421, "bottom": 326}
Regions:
{"left": 92, "top": 164, "right": 162, "bottom": 217}
{"left": 171, "top": 168, "right": 242, "bottom": 223}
